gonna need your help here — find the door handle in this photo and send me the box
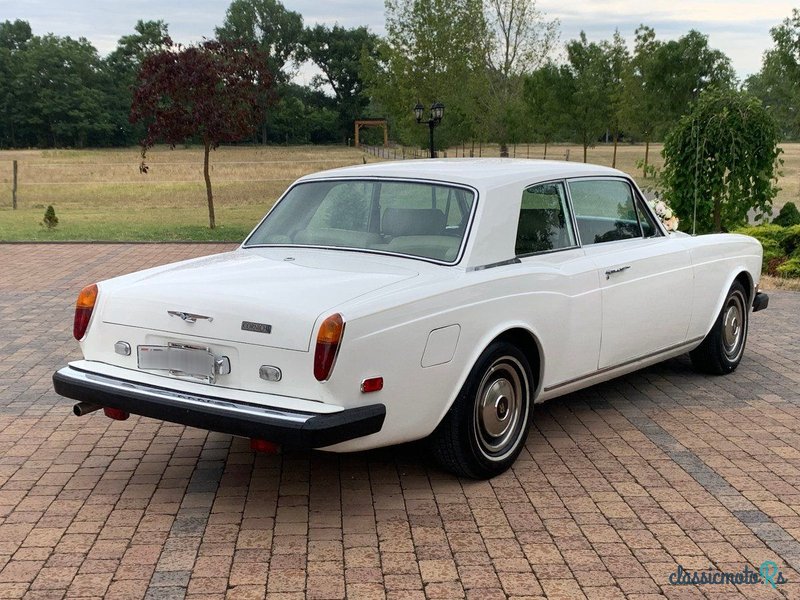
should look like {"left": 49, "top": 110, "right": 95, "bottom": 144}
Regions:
{"left": 605, "top": 266, "right": 631, "bottom": 280}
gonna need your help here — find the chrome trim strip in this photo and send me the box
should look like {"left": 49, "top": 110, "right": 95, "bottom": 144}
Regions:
{"left": 467, "top": 257, "right": 521, "bottom": 272}
{"left": 58, "top": 366, "right": 312, "bottom": 424}
{"left": 543, "top": 336, "right": 704, "bottom": 393}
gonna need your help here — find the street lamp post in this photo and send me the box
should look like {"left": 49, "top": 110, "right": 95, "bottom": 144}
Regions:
{"left": 414, "top": 101, "right": 445, "bottom": 158}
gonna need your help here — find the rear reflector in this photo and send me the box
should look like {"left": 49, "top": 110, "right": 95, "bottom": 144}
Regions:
{"left": 103, "top": 407, "right": 129, "bottom": 421}
{"left": 250, "top": 439, "right": 281, "bottom": 454}
{"left": 360, "top": 377, "right": 384, "bottom": 393}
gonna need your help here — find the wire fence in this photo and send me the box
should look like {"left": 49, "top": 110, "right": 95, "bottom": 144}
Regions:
{"left": 361, "top": 143, "right": 572, "bottom": 161}
{"left": 0, "top": 154, "right": 368, "bottom": 208}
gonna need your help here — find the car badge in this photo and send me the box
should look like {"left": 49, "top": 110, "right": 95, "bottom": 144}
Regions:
{"left": 167, "top": 311, "right": 213, "bottom": 323}
{"left": 241, "top": 321, "right": 272, "bottom": 334}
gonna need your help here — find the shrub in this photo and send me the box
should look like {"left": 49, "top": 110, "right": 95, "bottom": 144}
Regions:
{"left": 733, "top": 224, "right": 800, "bottom": 276}
{"left": 776, "top": 257, "right": 800, "bottom": 278}
{"left": 761, "top": 238, "right": 784, "bottom": 267}
{"left": 735, "top": 224, "right": 785, "bottom": 245}
{"left": 41, "top": 205, "right": 58, "bottom": 229}
{"left": 773, "top": 201, "right": 800, "bottom": 227}
{"left": 781, "top": 224, "right": 800, "bottom": 256}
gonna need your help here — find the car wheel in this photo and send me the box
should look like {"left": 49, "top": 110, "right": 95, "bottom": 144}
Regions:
{"left": 429, "top": 341, "right": 533, "bottom": 479}
{"left": 690, "top": 280, "right": 749, "bottom": 375}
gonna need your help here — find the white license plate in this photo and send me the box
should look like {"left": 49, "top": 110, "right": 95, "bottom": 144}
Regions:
{"left": 138, "top": 344, "right": 216, "bottom": 380}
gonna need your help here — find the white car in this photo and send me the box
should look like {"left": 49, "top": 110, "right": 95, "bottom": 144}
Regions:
{"left": 53, "top": 159, "right": 768, "bottom": 478}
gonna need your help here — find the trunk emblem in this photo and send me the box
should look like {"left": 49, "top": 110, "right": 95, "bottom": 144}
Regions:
{"left": 168, "top": 311, "right": 213, "bottom": 323}
{"left": 242, "top": 321, "right": 272, "bottom": 334}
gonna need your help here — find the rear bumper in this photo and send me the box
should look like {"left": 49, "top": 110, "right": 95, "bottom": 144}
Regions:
{"left": 753, "top": 291, "right": 769, "bottom": 312}
{"left": 52, "top": 365, "right": 385, "bottom": 448}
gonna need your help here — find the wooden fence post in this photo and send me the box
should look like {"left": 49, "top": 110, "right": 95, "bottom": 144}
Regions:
{"left": 12, "top": 160, "right": 18, "bottom": 209}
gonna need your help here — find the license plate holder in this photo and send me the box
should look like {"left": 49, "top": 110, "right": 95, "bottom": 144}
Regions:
{"left": 138, "top": 343, "right": 217, "bottom": 382}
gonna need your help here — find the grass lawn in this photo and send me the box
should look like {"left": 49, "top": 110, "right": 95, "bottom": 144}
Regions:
{"left": 0, "top": 142, "right": 798, "bottom": 242}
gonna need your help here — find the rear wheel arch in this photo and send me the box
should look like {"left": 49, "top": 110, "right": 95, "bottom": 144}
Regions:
{"left": 494, "top": 327, "right": 543, "bottom": 397}
{"left": 425, "top": 326, "right": 544, "bottom": 478}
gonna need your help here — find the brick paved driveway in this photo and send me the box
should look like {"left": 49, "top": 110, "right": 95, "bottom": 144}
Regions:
{"left": 1, "top": 243, "right": 800, "bottom": 600}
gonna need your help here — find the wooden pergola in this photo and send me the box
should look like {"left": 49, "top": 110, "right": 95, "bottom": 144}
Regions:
{"left": 354, "top": 119, "right": 388, "bottom": 147}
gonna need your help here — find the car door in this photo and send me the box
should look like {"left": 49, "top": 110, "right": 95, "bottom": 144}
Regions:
{"left": 513, "top": 181, "right": 601, "bottom": 387}
{"left": 567, "top": 178, "right": 693, "bottom": 369}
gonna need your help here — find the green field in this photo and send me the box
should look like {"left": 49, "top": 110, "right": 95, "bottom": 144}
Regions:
{"left": 0, "top": 142, "right": 797, "bottom": 242}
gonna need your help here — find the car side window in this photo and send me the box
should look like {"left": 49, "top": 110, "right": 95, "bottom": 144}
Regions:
{"left": 568, "top": 179, "right": 642, "bottom": 245}
{"left": 515, "top": 181, "right": 576, "bottom": 255}
{"left": 635, "top": 195, "right": 661, "bottom": 238}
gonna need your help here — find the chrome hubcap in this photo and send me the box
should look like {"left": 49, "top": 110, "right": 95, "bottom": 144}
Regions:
{"left": 481, "top": 384, "right": 515, "bottom": 438}
{"left": 722, "top": 291, "right": 746, "bottom": 360}
{"left": 474, "top": 357, "right": 528, "bottom": 459}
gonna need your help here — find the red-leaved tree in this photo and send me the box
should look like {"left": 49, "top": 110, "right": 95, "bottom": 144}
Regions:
{"left": 130, "top": 39, "right": 273, "bottom": 228}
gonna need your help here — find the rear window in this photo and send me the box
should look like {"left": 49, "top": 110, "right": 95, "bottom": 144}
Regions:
{"left": 244, "top": 180, "right": 476, "bottom": 263}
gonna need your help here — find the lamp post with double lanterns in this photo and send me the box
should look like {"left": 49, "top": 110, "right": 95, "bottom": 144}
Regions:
{"left": 414, "top": 101, "right": 445, "bottom": 158}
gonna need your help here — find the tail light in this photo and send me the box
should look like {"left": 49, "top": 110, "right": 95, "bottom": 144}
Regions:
{"left": 73, "top": 283, "right": 98, "bottom": 340}
{"left": 314, "top": 313, "right": 344, "bottom": 381}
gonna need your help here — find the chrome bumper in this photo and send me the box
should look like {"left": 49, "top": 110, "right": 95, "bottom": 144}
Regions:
{"left": 52, "top": 365, "right": 385, "bottom": 448}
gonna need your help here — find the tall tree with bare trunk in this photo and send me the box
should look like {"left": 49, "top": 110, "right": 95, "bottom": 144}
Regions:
{"left": 130, "top": 39, "right": 273, "bottom": 229}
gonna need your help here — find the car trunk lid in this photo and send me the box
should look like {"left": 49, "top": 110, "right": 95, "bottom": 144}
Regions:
{"left": 101, "top": 249, "right": 418, "bottom": 351}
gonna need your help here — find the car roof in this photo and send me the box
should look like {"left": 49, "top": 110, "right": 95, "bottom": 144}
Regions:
{"left": 298, "top": 158, "right": 625, "bottom": 189}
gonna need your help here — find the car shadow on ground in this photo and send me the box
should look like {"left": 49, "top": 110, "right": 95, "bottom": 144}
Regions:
{"left": 223, "top": 353, "right": 704, "bottom": 483}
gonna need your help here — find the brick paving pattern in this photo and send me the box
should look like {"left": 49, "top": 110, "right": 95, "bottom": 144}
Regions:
{"left": 1, "top": 242, "right": 799, "bottom": 599}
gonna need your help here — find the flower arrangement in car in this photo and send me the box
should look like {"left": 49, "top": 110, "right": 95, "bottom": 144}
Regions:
{"left": 649, "top": 199, "right": 680, "bottom": 232}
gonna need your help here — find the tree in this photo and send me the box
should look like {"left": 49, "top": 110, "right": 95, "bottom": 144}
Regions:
{"left": 106, "top": 20, "right": 170, "bottom": 77}
{"left": 566, "top": 32, "right": 612, "bottom": 163}
{"left": 621, "top": 26, "right": 661, "bottom": 175}
{"left": 216, "top": 0, "right": 303, "bottom": 82}
{"left": 366, "top": 0, "right": 488, "bottom": 151}
{"left": 621, "top": 27, "right": 734, "bottom": 175}
{"left": 17, "top": 34, "right": 113, "bottom": 147}
{"left": 604, "top": 31, "right": 629, "bottom": 168}
{"left": 105, "top": 20, "right": 171, "bottom": 146}
{"left": 653, "top": 31, "right": 735, "bottom": 122}
{"left": 522, "top": 63, "right": 574, "bottom": 157}
{"left": 216, "top": 0, "right": 302, "bottom": 143}
{"left": 0, "top": 20, "right": 32, "bottom": 147}
{"left": 746, "top": 9, "right": 800, "bottom": 139}
{"left": 661, "top": 89, "right": 781, "bottom": 233}
{"left": 483, "top": 0, "right": 559, "bottom": 154}
{"left": 130, "top": 39, "right": 273, "bottom": 229}
{"left": 298, "top": 24, "right": 379, "bottom": 140}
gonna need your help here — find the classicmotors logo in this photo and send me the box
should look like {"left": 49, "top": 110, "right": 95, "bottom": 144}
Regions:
{"left": 669, "top": 561, "right": 787, "bottom": 589}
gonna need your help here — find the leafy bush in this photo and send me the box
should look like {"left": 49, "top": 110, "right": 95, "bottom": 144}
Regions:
{"left": 41, "top": 205, "right": 58, "bottom": 229}
{"left": 734, "top": 223, "right": 800, "bottom": 277}
{"left": 773, "top": 202, "right": 800, "bottom": 227}
{"left": 781, "top": 224, "right": 800, "bottom": 256}
{"left": 761, "top": 238, "right": 784, "bottom": 266}
{"left": 776, "top": 257, "right": 800, "bottom": 278}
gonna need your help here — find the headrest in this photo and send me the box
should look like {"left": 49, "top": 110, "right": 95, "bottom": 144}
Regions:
{"left": 383, "top": 208, "right": 446, "bottom": 237}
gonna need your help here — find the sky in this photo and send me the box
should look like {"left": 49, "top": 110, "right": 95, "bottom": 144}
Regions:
{"left": 0, "top": 0, "right": 796, "bottom": 80}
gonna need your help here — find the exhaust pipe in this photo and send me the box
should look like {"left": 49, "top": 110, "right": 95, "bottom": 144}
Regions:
{"left": 73, "top": 402, "right": 101, "bottom": 417}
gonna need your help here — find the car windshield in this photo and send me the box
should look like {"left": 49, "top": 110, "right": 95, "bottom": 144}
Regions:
{"left": 244, "top": 179, "right": 476, "bottom": 263}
